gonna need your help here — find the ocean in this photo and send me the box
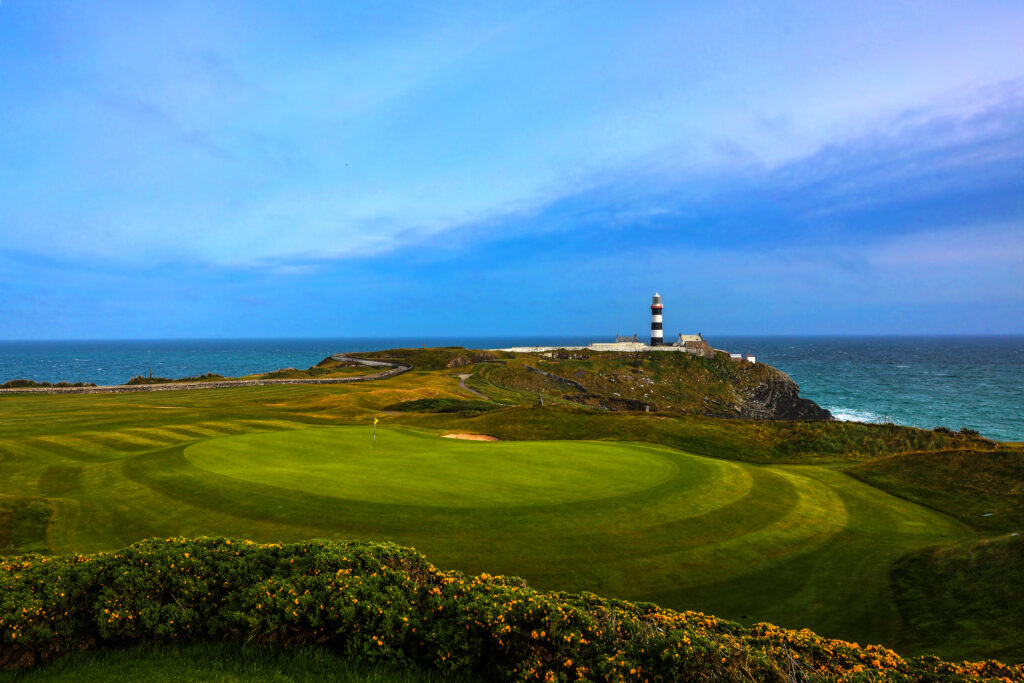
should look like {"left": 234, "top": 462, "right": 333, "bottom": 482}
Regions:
{"left": 0, "top": 336, "right": 1021, "bottom": 442}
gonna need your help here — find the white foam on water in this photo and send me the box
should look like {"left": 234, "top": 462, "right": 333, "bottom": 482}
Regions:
{"left": 828, "top": 407, "right": 887, "bottom": 423}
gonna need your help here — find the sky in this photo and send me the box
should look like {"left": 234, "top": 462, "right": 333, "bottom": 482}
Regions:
{"left": 1, "top": 1, "right": 1022, "bottom": 339}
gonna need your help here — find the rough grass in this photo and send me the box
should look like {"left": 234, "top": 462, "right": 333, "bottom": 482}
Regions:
{"left": 121, "top": 362, "right": 378, "bottom": 385}
{"left": 0, "top": 642, "right": 466, "bottom": 683}
{"left": 244, "top": 364, "right": 376, "bottom": 380}
{"left": 891, "top": 533, "right": 1024, "bottom": 663}
{"left": 383, "top": 398, "right": 500, "bottom": 413}
{"left": 847, "top": 448, "right": 1024, "bottom": 532}
{"left": 399, "top": 405, "right": 991, "bottom": 465}
{"left": 353, "top": 348, "right": 514, "bottom": 371}
{"left": 0, "top": 499, "right": 51, "bottom": 555}
{"left": 472, "top": 352, "right": 774, "bottom": 414}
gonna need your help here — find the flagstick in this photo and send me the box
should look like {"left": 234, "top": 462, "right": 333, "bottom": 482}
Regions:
{"left": 373, "top": 422, "right": 376, "bottom": 452}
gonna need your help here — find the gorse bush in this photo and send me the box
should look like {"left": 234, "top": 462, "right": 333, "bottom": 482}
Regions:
{"left": 2, "top": 538, "right": 1021, "bottom": 682}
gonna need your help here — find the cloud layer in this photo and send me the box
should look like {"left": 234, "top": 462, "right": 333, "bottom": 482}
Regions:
{"left": 0, "top": 1, "right": 1021, "bottom": 336}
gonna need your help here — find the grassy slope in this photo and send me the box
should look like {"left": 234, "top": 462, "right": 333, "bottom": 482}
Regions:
{"left": 0, "top": 352, "right": 1013, "bottom": 662}
{"left": 0, "top": 642, "right": 465, "bottom": 683}
{"left": 400, "top": 405, "right": 988, "bottom": 464}
{"left": 890, "top": 534, "right": 1024, "bottom": 663}
{"left": 846, "top": 447, "right": 1024, "bottom": 662}
{"left": 471, "top": 352, "right": 772, "bottom": 413}
{"left": 846, "top": 447, "right": 1024, "bottom": 533}
{"left": 240, "top": 359, "right": 379, "bottom": 381}
{"left": 0, "top": 402, "right": 975, "bottom": 656}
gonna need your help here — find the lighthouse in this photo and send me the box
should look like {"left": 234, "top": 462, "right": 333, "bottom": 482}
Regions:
{"left": 650, "top": 292, "right": 663, "bottom": 346}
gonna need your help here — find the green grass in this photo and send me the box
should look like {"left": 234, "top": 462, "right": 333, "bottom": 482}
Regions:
{"left": 242, "top": 364, "right": 377, "bottom": 380}
{"left": 0, "top": 401, "right": 976, "bottom": 656}
{"left": 398, "top": 404, "right": 990, "bottom": 465}
{"left": 0, "top": 642, "right": 465, "bottom": 683}
{"left": 382, "top": 398, "right": 500, "bottom": 413}
{"left": 847, "top": 448, "right": 1024, "bottom": 533}
{"left": 890, "top": 533, "right": 1024, "bottom": 663}
{"left": 0, "top": 498, "right": 51, "bottom": 554}
{"left": 470, "top": 352, "right": 770, "bottom": 414}
{"left": 186, "top": 427, "right": 678, "bottom": 507}
{"left": 0, "top": 361, "right": 1013, "bottom": 663}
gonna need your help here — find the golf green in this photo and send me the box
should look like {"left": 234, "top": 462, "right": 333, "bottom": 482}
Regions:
{"left": 185, "top": 427, "right": 682, "bottom": 507}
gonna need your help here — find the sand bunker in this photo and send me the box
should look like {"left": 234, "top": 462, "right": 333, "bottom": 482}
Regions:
{"left": 442, "top": 433, "right": 500, "bottom": 441}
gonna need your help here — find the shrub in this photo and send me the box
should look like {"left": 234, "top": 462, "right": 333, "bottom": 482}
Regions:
{"left": 124, "top": 373, "right": 225, "bottom": 386}
{"left": 2, "top": 538, "right": 1022, "bottom": 681}
{"left": 959, "top": 427, "right": 981, "bottom": 437}
{"left": 0, "top": 380, "right": 95, "bottom": 389}
{"left": 932, "top": 426, "right": 954, "bottom": 435}
{"left": 384, "top": 399, "right": 500, "bottom": 414}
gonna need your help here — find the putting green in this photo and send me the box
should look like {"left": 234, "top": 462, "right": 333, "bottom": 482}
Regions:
{"left": 185, "top": 427, "right": 683, "bottom": 507}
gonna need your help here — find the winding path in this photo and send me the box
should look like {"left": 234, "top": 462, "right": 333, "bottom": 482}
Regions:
{"left": 0, "top": 354, "right": 412, "bottom": 395}
{"left": 456, "top": 373, "right": 489, "bottom": 400}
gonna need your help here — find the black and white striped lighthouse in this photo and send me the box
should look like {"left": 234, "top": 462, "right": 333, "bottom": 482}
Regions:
{"left": 650, "top": 292, "right": 663, "bottom": 346}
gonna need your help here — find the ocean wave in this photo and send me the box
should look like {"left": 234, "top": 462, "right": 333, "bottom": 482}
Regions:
{"left": 828, "top": 407, "right": 887, "bottom": 424}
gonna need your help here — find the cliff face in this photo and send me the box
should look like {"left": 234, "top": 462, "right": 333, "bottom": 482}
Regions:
{"left": 733, "top": 368, "right": 833, "bottom": 420}
{"left": 476, "top": 350, "right": 833, "bottom": 421}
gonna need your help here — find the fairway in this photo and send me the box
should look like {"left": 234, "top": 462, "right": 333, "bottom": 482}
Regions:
{"left": 0, "top": 385, "right": 979, "bottom": 658}
{"left": 185, "top": 427, "right": 680, "bottom": 506}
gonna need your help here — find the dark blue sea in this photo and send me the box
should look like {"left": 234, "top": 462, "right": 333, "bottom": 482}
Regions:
{"left": 0, "top": 336, "right": 1021, "bottom": 442}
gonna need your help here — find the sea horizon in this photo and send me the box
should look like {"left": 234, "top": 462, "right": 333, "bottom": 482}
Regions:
{"left": 3, "top": 333, "right": 1023, "bottom": 342}
{"left": 2, "top": 335, "right": 1021, "bottom": 442}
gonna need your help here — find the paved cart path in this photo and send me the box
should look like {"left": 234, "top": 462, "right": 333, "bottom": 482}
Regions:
{"left": 456, "top": 373, "right": 490, "bottom": 400}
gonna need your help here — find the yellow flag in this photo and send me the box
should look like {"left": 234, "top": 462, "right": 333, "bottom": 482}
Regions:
{"left": 373, "top": 417, "right": 379, "bottom": 425}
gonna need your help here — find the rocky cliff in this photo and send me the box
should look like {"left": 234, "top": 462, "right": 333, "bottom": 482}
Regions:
{"left": 474, "top": 349, "right": 833, "bottom": 421}
{"left": 732, "top": 367, "right": 833, "bottom": 420}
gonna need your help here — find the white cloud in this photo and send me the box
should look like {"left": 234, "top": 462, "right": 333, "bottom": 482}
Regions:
{"left": 2, "top": 3, "right": 1023, "bottom": 267}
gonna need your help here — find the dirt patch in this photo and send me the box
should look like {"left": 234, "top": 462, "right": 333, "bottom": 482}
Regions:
{"left": 442, "top": 433, "right": 500, "bottom": 441}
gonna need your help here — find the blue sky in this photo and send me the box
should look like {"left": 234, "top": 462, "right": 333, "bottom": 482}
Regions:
{"left": 1, "top": 1, "right": 1022, "bottom": 339}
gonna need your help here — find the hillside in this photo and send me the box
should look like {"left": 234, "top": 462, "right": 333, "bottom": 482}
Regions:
{"left": 0, "top": 347, "right": 1017, "bottom": 668}
{"left": 3, "top": 538, "right": 1022, "bottom": 681}
{"left": 360, "top": 348, "right": 832, "bottom": 420}
{"left": 0, "top": 413, "right": 994, "bottom": 658}
{"left": 891, "top": 534, "right": 1024, "bottom": 663}
{"left": 847, "top": 447, "right": 1024, "bottom": 532}
{"left": 397, "top": 405, "right": 991, "bottom": 465}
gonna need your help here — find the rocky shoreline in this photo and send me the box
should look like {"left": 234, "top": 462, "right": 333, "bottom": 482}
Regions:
{"left": 734, "top": 367, "right": 833, "bottom": 420}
